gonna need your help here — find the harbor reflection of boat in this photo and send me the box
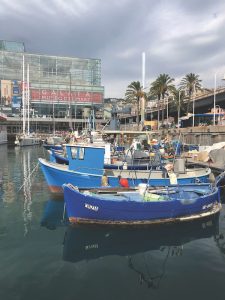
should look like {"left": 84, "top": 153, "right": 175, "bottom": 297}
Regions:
{"left": 40, "top": 197, "right": 68, "bottom": 230}
{"left": 63, "top": 215, "right": 219, "bottom": 263}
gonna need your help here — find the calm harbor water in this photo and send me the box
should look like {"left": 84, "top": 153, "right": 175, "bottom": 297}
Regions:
{"left": 1, "top": 144, "right": 225, "bottom": 300}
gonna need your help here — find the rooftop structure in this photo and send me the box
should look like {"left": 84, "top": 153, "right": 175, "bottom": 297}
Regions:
{"left": 0, "top": 40, "right": 104, "bottom": 121}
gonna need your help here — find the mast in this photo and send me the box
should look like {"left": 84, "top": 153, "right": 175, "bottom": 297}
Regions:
{"left": 141, "top": 52, "right": 146, "bottom": 123}
{"left": 22, "top": 55, "right": 26, "bottom": 135}
{"left": 27, "top": 64, "right": 30, "bottom": 135}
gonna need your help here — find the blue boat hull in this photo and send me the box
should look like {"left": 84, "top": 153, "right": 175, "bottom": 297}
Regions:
{"left": 39, "top": 158, "right": 211, "bottom": 193}
{"left": 43, "top": 144, "right": 63, "bottom": 151}
{"left": 63, "top": 184, "right": 221, "bottom": 225}
{"left": 50, "top": 150, "right": 161, "bottom": 170}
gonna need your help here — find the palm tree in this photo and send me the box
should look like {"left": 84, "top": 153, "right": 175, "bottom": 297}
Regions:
{"left": 149, "top": 82, "right": 162, "bottom": 129}
{"left": 179, "top": 73, "right": 202, "bottom": 114}
{"left": 170, "top": 88, "right": 186, "bottom": 124}
{"left": 125, "top": 81, "right": 146, "bottom": 127}
{"left": 149, "top": 74, "right": 175, "bottom": 126}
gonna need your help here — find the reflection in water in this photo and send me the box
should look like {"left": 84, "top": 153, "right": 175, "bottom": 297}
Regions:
{"left": 0, "top": 169, "right": 3, "bottom": 201}
{"left": 214, "top": 208, "right": 225, "bottom": 254}
{"left": 63, "top": 216, "right": 219, "bottom": 260}
{"left": 63, "top": 217, "right": 218, "bottom": 289}
{"left": 0, "top": 144, "right": 15, "bottom": 203}
{"left": 18, "top": 148, "right": 40, "bottom": 236}
{"left": 127, "top": 245, "right": 183, "bottom": 289}
{"left": 22, "top": 149, "right": 32, "bottom": 236}
{"left": 62, "top": 217, "right": 219, "bottom": 289}
{"left": 40, "top": 196, "right": 221, "bottom": 290}
{"left": 41, "top": 197, "right": 67, "bottom": 230}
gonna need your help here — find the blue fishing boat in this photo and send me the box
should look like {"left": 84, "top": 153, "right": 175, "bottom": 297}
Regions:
{"left": 63, "top": 172, "right": 224, "bottom": 225}
{"left": 48, "top": 149, "right": 69, "bottom": 165}
{"left": 39, "top": 143, "right": 212, "bottom": 193}
{"left": 48, "top": 147, "right": 164, "bottom": 170}
{"left": 43, "top": 144, "right": 63, "bottom": 151}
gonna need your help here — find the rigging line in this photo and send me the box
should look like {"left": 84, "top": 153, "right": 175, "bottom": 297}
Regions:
{"left": 172, "top": 131, "right": 182, "bottom": 167}
{"left": 118, "top": 147, "right": 132, "bottom": 177}
{"left": 17, "top": 162, "right": 40, "bottom": 192}
{"left": 143, "top": 164, "right": 153, "bottom": 197}
{"left": 118, "top": 149, "right": 127, "bottom": 176}
{"left": 127, "top": 256, "right": 162, "bottom": 289}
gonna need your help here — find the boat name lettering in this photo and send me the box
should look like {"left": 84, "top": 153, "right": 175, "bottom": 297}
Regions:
{"left": 85, "top": 203, "right": 99, "bottom": 211}
{"left": 202, "top": 203, "right": 213, "bottom": 210}
{"left": 85, "top": 244, "right": 99, "bottom": 250}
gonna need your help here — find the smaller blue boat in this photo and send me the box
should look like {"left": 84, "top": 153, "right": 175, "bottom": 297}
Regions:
{"left": 48, "top": 147, "right": 163, "bottom": 169}
{"left": 63, "top": 172, "right": 225, "bottom": 225}
{"left": 43, "top": 144, "right": 63, "bottom": 151}
{"left": 49, "top": 149, "right": 69, "bottom": 165}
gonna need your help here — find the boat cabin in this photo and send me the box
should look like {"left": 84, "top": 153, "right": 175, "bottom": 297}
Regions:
{"left": 66, "top": 144, "right": 107, "bottom": 175}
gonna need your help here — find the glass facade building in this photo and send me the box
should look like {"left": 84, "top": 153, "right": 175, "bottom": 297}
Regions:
{"left": 0, "top": 40, "right": 104, "bottom": 118}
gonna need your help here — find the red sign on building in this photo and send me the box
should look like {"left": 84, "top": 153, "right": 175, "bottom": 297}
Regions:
{"left": 30, "top": 89, "right": 103, "bottom": 104}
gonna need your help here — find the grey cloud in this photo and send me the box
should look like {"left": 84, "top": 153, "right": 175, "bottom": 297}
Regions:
{"left": 0, "top": 0, "right": 225, "bottom": 97}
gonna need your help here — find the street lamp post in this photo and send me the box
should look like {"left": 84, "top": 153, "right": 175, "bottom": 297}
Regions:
{"left": 53, "top": 101, "right": 55, "bottom": 135}
{"left": 141, "top": 52, "right": 146, "bottom": 124}
{"left": 213, "top": 73, "right": 225, "bottom": 125}
{"left": 157, "top": 99, "right": 160, "bottom": 130}
{"left": 69, "top": 72, "right": 72, "bottom": 130}
{"left": 213, "top": 73, "right": 217, "bottom": 126}
{"left": 166, "top": 94, "right": 169, "bottom": 122}
{"left": 216, "top": 105, "right": 221, "bottom": 124}
{"left": 178, "top": 91, "right": 181, "bottom": 128}
{"left": 192, "top": 84, "right": 196, "bottom": 127}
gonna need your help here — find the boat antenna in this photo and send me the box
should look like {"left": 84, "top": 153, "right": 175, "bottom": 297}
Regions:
{"left": 143, "top": 164, "right": 154, "bottom": 197}
{"left": 172, "top": 131, "right": 182, "bottom": 167}
{"left": 22, "top": 55, "right": 26, "bottom": 135}
{"left": 27, "top": 63, "right": 30, "bottom": 135}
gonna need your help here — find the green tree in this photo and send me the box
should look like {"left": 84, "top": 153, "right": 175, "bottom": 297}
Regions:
{"left": 169, "top": 88, "right": 186, "bottom": 123}
{"left": 125, "top": 81, "right": 146, "bottom": 127}
{"left": 149, "top": 82, "right": 162, "bottom": 129}
{"left": 179, "top": 73, "right": 202, "bottom": 114}
{"left": 149, "top": 74, "right": 175, "bottom": 126}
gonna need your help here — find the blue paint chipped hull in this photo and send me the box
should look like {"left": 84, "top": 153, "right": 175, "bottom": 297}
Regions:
{"left": 63, "top": 183, "right": 221, "bottom": 225}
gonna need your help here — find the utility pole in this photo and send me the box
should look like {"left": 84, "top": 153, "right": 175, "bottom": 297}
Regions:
{"left": 69, "top": 72, "right": 72, "bottom": 130}
{"left": 213, "top": 73, "right": 216, "bottom": 126}
{"left": 141, "top": 52, "right": 145, "bottom": 124}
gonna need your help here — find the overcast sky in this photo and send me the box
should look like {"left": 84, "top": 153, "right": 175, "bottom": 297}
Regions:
{"left": 0, "top": 0, "right": 225, "bottom": 98}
